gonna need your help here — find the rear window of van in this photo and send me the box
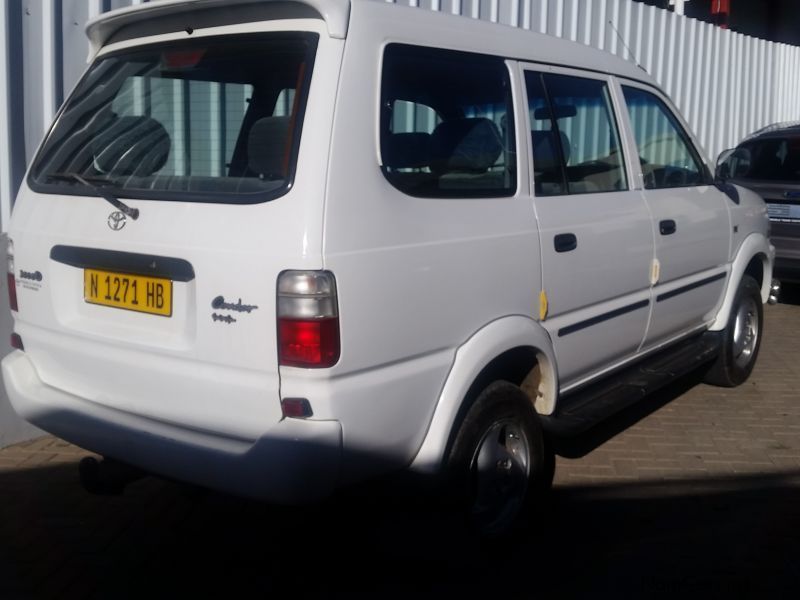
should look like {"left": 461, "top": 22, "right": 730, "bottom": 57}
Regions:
{"left": 30, "top": 33, "right": 318, "bottom": 204}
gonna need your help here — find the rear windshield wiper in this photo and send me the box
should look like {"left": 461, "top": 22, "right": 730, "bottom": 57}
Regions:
{"left": 45, "top": 172, "right": 140, "bottom": 220}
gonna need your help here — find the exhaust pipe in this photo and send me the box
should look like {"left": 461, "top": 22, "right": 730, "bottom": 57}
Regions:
{"left": 79, "top": 456, "right": 145, "bottom": 496}
{"left": 768, "top": 279, "right": 781, "bottom": 305}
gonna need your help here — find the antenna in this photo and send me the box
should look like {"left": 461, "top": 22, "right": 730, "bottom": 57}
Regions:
{"left": 608, "top": 20, "right": 648, "bottom": 73}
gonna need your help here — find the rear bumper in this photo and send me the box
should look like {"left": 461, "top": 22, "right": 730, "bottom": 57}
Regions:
{"left": 1, "top": 351, "right": 342, "bottom": 504}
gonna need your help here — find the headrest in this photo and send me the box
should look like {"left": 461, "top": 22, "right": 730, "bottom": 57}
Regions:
{"left": 247, "top": 116, "right": 291, "bottom": 179}
{"left": 430, "top": 118, "right": 503, "bottom": 174}
{"left": 92, "top": 116, "right": 170, "bottom": 176}
{"left": 531, "top": 129, "right": 570, "bottom": 170}
{"left": 383, "top": 133, "right": 432, "bottom": 169}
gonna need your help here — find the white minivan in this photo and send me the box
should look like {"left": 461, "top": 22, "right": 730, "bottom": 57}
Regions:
{"left": 2, "top": 0, "right": 775, "bottom": 534}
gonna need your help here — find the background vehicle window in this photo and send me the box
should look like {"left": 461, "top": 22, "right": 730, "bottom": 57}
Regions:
{"left": 735, "top": 137, "right": 800, "bottom": 182}
{"left": 380, "top": 44, "right": 516, "bottom": 198}
{"left": 622, "top": 86, "right": 708, "bottom": 189}
{"left": 526, "top": 71, "right": 627, "bottom": 196}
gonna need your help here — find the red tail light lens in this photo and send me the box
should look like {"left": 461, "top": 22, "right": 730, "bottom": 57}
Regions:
{"left": 278, "top": 317, "right": 340, "bottom": 367}
{"left": 277, "top": 271, "right": 340, "bottom": 368}
{"left": 6, "top": 238, "right": 17, "bottom": 312}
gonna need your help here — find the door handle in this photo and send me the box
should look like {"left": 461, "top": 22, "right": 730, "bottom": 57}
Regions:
{"left": 554, "top": 233, "right": 578, "bottom": 253}
{"left": 659, "top": 219, "right": 677, "bottom": 235}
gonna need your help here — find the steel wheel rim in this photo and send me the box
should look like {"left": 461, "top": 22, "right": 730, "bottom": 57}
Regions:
{"left": 469, "top": 418, "right": 530, "bottom": 534}
{"left": 732, "top": 295, "right": 759, "bottom": 369}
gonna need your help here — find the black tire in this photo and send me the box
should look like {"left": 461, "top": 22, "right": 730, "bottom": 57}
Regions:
{"left": 704, "top": 274, "right": 763, "bottom": 387}
{"left": 445, "top": 381, "right": 548, "bottom": 537}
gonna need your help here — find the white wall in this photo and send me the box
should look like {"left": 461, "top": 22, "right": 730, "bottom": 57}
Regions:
{"left": 0, "top": 0, "right": 799, "bottom": 446}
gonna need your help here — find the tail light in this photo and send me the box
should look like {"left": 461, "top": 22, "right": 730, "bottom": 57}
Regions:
{"left": 277, "top": 271, "right": 340, "bottom": 368}
{"left": 6, "top": 238, "right": 17, "bottom": 312}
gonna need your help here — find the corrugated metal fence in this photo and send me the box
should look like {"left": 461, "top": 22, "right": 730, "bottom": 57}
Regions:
{"left": 1, "top": 0, "right": 800, "bottom": 230}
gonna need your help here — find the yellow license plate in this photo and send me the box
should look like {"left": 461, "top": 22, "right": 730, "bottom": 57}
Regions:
{"left": 84, "top": 269, "right": 173, "bottom": 317}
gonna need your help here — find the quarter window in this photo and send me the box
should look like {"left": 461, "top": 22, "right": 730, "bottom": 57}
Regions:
{"left": 380, "top": 44, "right": 516, "bottom": 197}
{"left": 622, "top": 86, "right": 709, "bottom": 189}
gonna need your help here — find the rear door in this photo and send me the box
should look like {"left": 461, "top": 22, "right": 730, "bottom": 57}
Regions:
{"left": 10, "top": 28, "right": 329, "bottom": 442}
{"left": 522, "top": 66, "right": 653, "bottom": 388}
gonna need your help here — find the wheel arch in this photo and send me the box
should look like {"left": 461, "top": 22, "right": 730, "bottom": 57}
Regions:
{"left": 710, "top": 233, "right": 774, "bottom": 331}
{"left": 408, "top": 315, "right": 557, "bottom": 475}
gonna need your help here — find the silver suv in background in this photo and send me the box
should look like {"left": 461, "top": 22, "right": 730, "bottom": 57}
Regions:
{"left": 719, "top": 123, "right": 800, "bottom": 283}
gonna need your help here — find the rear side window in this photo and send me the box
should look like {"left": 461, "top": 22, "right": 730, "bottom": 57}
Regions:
{"left": 30, "top": 33, "right": 318, "bottom": 204}
{"left": 525, "top": 71, "right": 628, "bottom": 196}
{"left": 622, "top": 86, "right": 710, "bottom": 189}
{"left": 380, "top": 44, "right": 516, "bottom": 198}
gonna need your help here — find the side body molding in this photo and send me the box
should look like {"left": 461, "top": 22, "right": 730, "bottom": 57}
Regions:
{"left": 709, "top": 232, "right": 774, "bottom": 331}
{"left": 408, "top": 316, "right": 557, "bottom": 475}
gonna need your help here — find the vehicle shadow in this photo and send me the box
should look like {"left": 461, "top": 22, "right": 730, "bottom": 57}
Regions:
{"left": 1, "top": 461, "right": 799, "bottom": 599}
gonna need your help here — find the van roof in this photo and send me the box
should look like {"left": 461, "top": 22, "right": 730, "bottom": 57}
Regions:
{"left": 86, "top": 0, "right": 654, "bottom": 87}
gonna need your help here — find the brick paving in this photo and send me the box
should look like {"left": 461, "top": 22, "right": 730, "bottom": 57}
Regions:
{"left": 0, "top": 298, "right": 798, "bottom": 598}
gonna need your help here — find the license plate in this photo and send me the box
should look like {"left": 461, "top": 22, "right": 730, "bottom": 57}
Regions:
{"left": 84, "top": 269, "right": 172, "bottom": 317}
{"left": 767, "top": 202, "right": 800, "bottom": 223}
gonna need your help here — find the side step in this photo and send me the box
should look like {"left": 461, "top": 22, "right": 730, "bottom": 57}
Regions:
{"left": 540, "top": 332, "right": 721, "bottom": 438}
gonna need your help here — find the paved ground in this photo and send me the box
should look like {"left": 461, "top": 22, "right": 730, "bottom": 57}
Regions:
{"left": 1, "top": 292, "right": 798, "bottom": 599}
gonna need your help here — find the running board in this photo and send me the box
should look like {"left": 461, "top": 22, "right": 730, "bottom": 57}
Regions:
{"left": 540, "top": 332, "right": 722, "bottom": 437}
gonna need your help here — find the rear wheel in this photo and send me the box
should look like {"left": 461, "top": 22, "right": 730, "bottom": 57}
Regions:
{"left": 705, "top": 275, "right": 763, "bottom": 387}
{"left": 446, "top": 381, "right": 548, "bottom": 537}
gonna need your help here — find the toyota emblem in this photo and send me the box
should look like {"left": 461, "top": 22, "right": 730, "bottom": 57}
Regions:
{"left": 108, "top": 211, "right": 127, "bottom": 231}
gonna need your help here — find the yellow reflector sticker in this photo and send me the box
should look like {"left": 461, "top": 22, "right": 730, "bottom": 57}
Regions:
{"left": 539, "top": 289, "right": 548, "bottom": 321}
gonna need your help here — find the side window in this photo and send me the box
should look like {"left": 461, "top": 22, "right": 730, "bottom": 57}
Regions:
{"left": 526, "top": 71, "right": 628, "bottom": 196}
{"left": 622, "top": 86, "right": 709, "bottom": 189}
{"left": 380, "top": 44, "right": 516, "bottom": 197}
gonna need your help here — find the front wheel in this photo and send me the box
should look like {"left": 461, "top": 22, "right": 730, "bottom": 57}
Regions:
{"left": 704, "top": 274, "right": 763, "bottom": 387}
{"left": 445, "top": 381, "right": 548, "bottom": 537}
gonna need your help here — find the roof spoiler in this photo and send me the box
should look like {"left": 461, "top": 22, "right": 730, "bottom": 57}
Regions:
{"left": 86, "top": 0, "right": 350, "bottom": 56}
